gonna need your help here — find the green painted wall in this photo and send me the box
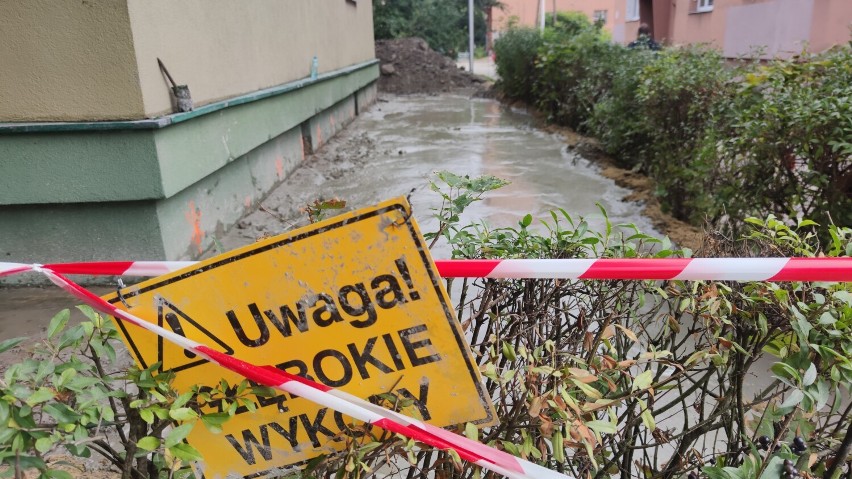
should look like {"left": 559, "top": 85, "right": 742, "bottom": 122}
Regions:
{"left": 0, "top": 64, "right": 378, "bottom": 206}
{"left": 306, "top": 97, "right": 357, "bottom": 152}
{"left": 0, "top": 202, "right": 165, "bottom": 265}
{"left": 0, "top": 80, "right": 378, "bottom": 285}
{"left": 0, "top": 131, "right": 161, "bottom": 204}
{"left": 154, "top": 127, "right": 304, "bottom": 259}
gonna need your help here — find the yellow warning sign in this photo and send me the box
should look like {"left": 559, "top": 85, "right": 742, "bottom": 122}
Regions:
{"left": 103, "top": 198, "right": 496, "bottom": 478}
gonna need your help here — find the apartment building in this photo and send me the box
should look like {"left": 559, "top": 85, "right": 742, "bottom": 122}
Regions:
{"left": 493, "top": 0, "right": 852, "bottom": 58}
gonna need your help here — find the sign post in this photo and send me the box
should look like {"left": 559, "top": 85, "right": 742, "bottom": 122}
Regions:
{"left": 104, "top": 198, "right": 496, "bottom": 478}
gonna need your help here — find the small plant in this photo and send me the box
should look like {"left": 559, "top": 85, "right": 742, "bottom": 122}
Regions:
{"left": 0, "top": 306, "right": 269, "bottom": 479}
{"left": 424, "top": 170, "right": 509, "bottom": 252}
{"left": 302, "top": 198, "right": 347, "bottom": 224}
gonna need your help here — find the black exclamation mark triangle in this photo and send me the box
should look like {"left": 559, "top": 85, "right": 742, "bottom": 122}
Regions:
{"left": 156, "top": 297, "right": 235, "bottom": 373}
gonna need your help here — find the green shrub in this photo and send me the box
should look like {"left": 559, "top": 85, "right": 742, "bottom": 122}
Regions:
{"left": 550, "top": 11, "right": 601, "bottom": 38}
{"left": 633, "top": 46, "right": 734, "bottom": 222}
{"left": 708, "top": 47, "right": 852, "bottom": 234}
{"left": 495, "top": 11, "right": 852, "bottom": 236}
{"left": 527, "top": 12, "right": 616, "bottom": 129}
{"left": 410, "top": 173, "right": 852, "bottom": 479}
{"left": 533, "top": 30, "right": 620, "bottom": 129}
{"left": 0, "top": 307, "right": 270, "bottom": 479}
{"left": 493, "top": 26, "right": 543, "bottom": 101}
{"left": 587, "top": 47, "right": 656, "bottom": 168}
{"left": 373, "top": 0, "right": 467, "bottom": 54}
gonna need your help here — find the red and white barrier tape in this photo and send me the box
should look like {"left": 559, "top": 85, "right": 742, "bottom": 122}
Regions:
{"left": 0, "top": 263, "right": 571, "bottom": 479}
{"left": 3, "top": 257, "right": 852, "bottom": 281}
{"left": 436, "top": 257, "right": 852, "bottom": 282}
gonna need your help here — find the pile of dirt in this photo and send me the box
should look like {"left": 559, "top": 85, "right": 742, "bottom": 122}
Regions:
{"left": 375, "top": 37, "right": 486, "bottom": 94}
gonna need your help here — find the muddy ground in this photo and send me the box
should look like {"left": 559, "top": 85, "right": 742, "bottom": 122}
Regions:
{"left": 373, "top": 36, "right": 698, "bottom": 250}
{"left": 542, "top": 124, "right": 704, "bottom": 251}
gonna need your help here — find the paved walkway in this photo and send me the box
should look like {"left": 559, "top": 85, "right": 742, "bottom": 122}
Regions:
{"left": 456, "top": 56, "right": 498, "bottom": 81}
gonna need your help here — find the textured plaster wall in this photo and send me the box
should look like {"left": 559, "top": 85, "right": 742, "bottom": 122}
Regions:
{"left": 810, "top": 1, "right": 852, "bottom": 53}
{"left": 0, "top": 0, "right": 145, "bottom": 121}
{"left": 127, "top": 0, "right": 376, "bottom": 118}
{"left": 670, "top": 0, "right": 849, "bottom": 58}
{"left": 723, "top": 0, "right": 813, "bottom": 58}
{"left": 669, "top": 0, "right": 727, "bottom": 47}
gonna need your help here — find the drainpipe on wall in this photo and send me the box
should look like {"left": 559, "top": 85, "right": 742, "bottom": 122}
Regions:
{"left": 539, "top": 0, "right": 546, "bottom": 31}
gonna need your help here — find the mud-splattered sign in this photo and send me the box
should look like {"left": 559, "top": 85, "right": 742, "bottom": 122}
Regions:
{"left": 103, "top": 197, "right": 496, "bottom": 479}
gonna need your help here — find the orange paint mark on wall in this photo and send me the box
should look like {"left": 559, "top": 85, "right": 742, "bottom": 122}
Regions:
{"left": 244, "top": 196, "right": 252, "bottom": 208}
{"left": 315, "top": 124, "right": 323, "bottom": 149}
{"left": 275, "top": 156, "right": 285, "bottom": 179}
{"left": 186, "top": 201, "right": 204, "bottom": 254}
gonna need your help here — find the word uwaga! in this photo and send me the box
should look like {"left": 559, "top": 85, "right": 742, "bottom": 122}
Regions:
{"left": 201, "top": 258, "right": 443, "bottom": 463}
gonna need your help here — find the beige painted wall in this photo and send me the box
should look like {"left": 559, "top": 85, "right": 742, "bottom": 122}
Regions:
{"left": 668, "top": 0, "right": 727, "bottom": 47}
{"left": 0, "top": 0, "right": 145, "bottom": 122}
{"left": 128, "top": 0, "right": 375, "bottom": 118}
{"left": 0, "top": 0, "right": 375, "bottom": 121}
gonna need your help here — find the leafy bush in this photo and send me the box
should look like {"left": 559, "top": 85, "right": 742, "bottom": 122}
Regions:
{"left": 633, "top": 46, "right": 733, "bottom": 222}
{"left": 709, "top": 48, "right": 852, "bottom": 234}
{"left": 409, "top": 174, "right": 852, "bottom": 479}
{"left": 534, "top": 30, "right": 625, "bottom": 130}
{"left": 586, "top": 47, "right": 655, "bottom": 168}
{"left": 496, "top": 20, "right": 852, "bottom": 236}
{"left": 493, "top": 26, "right": 543, "bottom": 101}
{"left": 0, "top": 307, "right": 268, "bottom": 479}
{"left": 550, "top": 11, "right": 603, "bottom": 38}
{"left": 373, "top": 0, "right": 491, "bottom": 55}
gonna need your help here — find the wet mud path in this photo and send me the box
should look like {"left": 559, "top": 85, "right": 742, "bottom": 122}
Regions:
{"left": 218, "top": 93, "right": 664, "bottom": 257}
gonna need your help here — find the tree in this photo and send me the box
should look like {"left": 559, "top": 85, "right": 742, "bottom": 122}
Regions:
{"left": 373, "top": 0, "right": 503, "bottom": 54}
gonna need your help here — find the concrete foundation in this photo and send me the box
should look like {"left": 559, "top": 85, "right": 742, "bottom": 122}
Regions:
{"left": 0, "top": 62, "right": 378, "bottom": 284}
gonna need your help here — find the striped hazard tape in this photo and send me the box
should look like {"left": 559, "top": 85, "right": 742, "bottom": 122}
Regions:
{"left": 3, "top": 257, "right": 852, "bottom": 281}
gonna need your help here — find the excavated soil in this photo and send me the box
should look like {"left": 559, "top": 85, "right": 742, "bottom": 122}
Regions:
{"left": 376, "top": 38, "right": 488, "bottom": 94}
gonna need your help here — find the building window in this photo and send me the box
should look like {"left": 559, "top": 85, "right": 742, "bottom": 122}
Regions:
{"left": 626, "top": 0, "right": 639, "bottom": 21}
{"left": 696, "top": 0, "right": 713, "bottom": 12}
{"left": 593, "top": 10, "right": 607, "bottom": 24}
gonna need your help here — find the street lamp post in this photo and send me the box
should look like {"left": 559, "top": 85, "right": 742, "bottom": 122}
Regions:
{"left": 469, "top": 0, "right": 475, "bottom": 73}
